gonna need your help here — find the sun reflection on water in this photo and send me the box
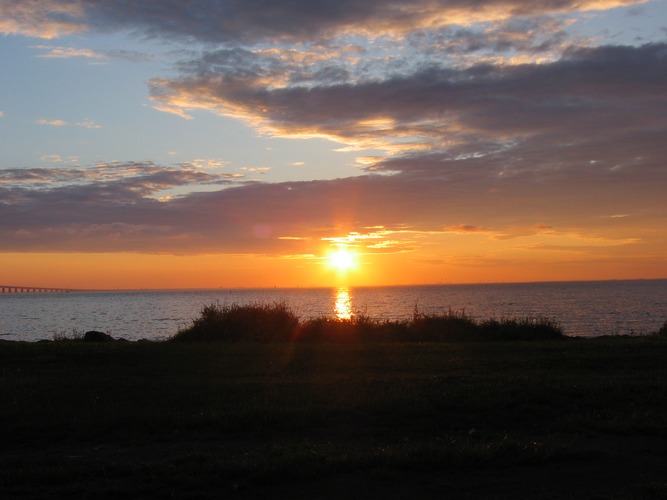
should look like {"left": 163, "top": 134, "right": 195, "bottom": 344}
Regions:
{"left": 334, "top": 287, "right": 352, "bottom": 320}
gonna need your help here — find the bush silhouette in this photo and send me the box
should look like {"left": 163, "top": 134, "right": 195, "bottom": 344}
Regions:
{"left": 171, "top": 302, "right": 299, "bottom": 342}
{"left": 171, "top": 302, "right": 564, "bottom": 342}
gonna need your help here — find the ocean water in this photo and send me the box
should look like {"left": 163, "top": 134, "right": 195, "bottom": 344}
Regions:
{"left": 1, "top": 280, "right": 666, "bottom": 341}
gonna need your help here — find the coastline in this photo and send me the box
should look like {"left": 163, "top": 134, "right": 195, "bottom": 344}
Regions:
{"left": 3, "top": 280, "right": 667, "bottom": 341}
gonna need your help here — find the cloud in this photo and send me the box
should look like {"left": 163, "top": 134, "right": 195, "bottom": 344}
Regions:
{"left": 445, "top": 224, "right": 491, "bottom": 234}
{"left": 407, "top": 15, "right": 577, "bottom": 62}
{"left": 37, "top": 118, "right": 102, "bottom": 128}
{"left": 150, "top": 42, "right": 667, "bottom": 168}
{"left": 4, "top": 41, "right": 666, "bottom": 255}
{"left": 1, "top": 1, "right": 646, "bottom": 42}
{"left": 241, "top": 167, "right": 271, "bottom": 173}
{"left": 0, "top": 161, "right": 239, "bottom": 191}
{"left": 0, "top": 0, "right": 85, "bottom": 38}
{"left": 29, "top": 44, "right": 152, "bottom": 62}
{"left": 76, "top": 119, "right": 102, "bottom": 129}
{"left": 39, "top": 155, "right": 65, "bottom": 163}
{"left": 1, "top": 149, "right": 664, "bottom": 255}
{"left": 179, "top": 159, "right": 228, "bottom": 170}
{"left": 30, "top": 45, "right": 105, "bottom": 59}
{"left": 494, "top": 224, "right": 556, "bottom": 240}
{"left": 2, "top": 0, "right": 664, "bottom": 273}
{"left": 38, "top": 118, "right": 66, "bottom": 126}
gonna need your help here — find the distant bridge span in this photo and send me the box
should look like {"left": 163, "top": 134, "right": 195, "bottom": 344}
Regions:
{"left": 0, "top": 285, "right": 79, "bottom": 293}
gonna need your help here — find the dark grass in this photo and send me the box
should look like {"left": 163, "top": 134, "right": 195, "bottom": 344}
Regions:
{"left": 1, "top": 333, "right": 667, "bottom": 498}
{"left": 170, "top": 302, "right": 564, "bottom": 342}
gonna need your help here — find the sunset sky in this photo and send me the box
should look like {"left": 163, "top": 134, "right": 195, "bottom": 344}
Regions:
{"left": 1, "top": 0, "right": 666, "bottom": 289}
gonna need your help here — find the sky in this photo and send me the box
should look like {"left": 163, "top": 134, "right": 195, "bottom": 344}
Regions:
{"left": 1, "top": 0, "right": 666, "bottom": 289}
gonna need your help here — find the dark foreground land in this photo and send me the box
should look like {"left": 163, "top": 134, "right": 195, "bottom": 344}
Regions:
{"left": 1, "top": 338, "right": 666, "bottom": 499}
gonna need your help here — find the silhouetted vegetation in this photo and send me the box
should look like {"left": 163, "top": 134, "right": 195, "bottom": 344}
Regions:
{"left": 170, "top": 302, "right": 564, "bottom": 342}
{"left": 170, "top": 301, "right": 299, "bottom": 342}
{"left": 52, "top": 329, "right": 126, "bottom": 342}
{"left": 7, "top": 305, "right": 666, "bottom": 497}
{"left": 653, "top": 320, "right": 667, "bottom": 338}
{"left": 2, "top": 338, "right": 667, "bottom": 498}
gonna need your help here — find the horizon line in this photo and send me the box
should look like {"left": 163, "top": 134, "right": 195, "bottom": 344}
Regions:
{"left": 6, "top": 277, "right": 665, "bottom": 293}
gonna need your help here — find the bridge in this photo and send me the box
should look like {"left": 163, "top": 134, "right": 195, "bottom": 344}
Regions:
{"left": 0, "top": 285, "right": 77, "bottom": 293}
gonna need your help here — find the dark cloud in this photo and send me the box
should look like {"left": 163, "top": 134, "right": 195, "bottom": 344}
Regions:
{"left": 0, "top": 161, "right": 246, "bottom": 253}
{"left": 82, "top": 0, "right": 645, "bottom": 44}
{"left": 175, "top": 48, "right": 271, "bottom": 79}
{"left": 151, "top": 42, "right": 667, "bottom": 166}
{"left": 4, "top": 35, "right": 666, "bottom": 256}
{"left": 409, "top": 16, "right": 572, "bottom": 56}
{"left": 3, "top": 0, "right": 643, "bottom": 42}
{"left": 2, "top": 0, "right": 664, "bottom": 270}
{"left": 0, "top": 162, "right": 234, "bottom": 192}
{"left": 1, "top": 147, "right": 663, "bottom": 254}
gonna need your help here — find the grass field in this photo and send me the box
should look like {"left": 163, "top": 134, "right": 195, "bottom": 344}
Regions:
{"left": 1, "top": 336, "right": 666, "bottom": 498}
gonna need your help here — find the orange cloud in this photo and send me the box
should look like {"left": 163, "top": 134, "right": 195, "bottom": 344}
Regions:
{"left": 0, "top": 0, "right": 85, "bottom": 38}
{"left": 445, "top": 224, "right": 491, "bottom": 234}
{"left": 38, "top": 118, "right": 66, "bottom": 126}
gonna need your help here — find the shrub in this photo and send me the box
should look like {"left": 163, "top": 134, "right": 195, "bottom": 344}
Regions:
{"left": 171, "top": 301, "right": 299, "bottom": 342}
{"left": 479, "top": 316, "right": 563, "bottom": 341}
{"left": 52, "top": 329, "right": 84, "bottom": 342}
{"left": 297, "top": 313, "right": 390, "bottom": 342}
{"left": 170, "top": 302, "right": 564, "bottom": 342}
{"left": 410, "top": 308, "right": 479, "bottom": 341}
{"left": 298, "top": 316, "right": 357, "bottom": 342}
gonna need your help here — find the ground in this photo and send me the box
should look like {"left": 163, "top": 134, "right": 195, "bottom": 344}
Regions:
{"left": 1, "top": 339, "right": 666, "bottom": 498}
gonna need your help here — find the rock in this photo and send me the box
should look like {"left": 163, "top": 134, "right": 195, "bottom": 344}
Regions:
{"left": 83, "top": 330, "right": 115, "bottom": 342}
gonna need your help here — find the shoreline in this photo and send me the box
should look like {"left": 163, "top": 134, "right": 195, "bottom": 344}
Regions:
{"left": 3, "top": 281, "right": 667, "bottom": 340}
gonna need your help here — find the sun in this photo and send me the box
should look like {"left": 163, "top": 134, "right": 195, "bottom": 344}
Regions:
{"left": 327, "top": 248, "right": 358, "bottom": 272}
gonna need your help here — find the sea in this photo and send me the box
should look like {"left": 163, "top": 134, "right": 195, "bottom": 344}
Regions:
{"left": 1, "top": 280, "right": 666, "bottom": 342}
